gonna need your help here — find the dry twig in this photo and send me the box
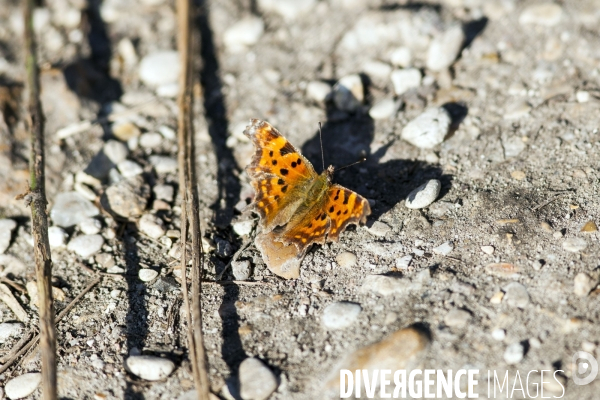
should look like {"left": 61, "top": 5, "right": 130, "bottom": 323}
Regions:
{"left": 23, "top": 1, "right": 57, "bottom": 398}
{"left": 176, "top": 0, "right": 211, "bottom": 398}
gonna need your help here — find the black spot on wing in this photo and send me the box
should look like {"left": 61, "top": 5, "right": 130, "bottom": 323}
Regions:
{"left": 277, "top": 178, "right": 285, "bottom": 185}
{"left": 272, "top": 160, "right": 277, "bottom": 165}
{"left": 280, "top": 168, "right": 289, "bottom": 176}
{"left": 281, "top": 185, "right": 288, "bottom": 193}
{"left": 279, "top": 142, "right": 295, "bottom": 156}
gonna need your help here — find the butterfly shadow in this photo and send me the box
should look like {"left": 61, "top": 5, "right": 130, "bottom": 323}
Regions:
{"left": 300, "top": 107, "right": 456, "bottom": 236}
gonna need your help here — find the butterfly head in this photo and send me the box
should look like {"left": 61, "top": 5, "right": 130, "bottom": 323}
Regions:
{"left": 325, "top": 165, "right": 335, "bottom": 181}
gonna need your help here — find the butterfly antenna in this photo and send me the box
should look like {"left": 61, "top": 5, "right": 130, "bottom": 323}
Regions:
{"left": 318, "top": 122, "right": 325, "bottom": 171}
{"left": 334, "top": 157, "right": 367, "bottom": 173}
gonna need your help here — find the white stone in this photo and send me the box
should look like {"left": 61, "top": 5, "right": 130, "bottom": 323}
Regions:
{"left": 79, "top": 217, "right": 102, "bottom": 235}
{"left": 390, "top": 47, "right": 412, "bottom": 67}
{"left": 401, "top": 107, "right": 451, "bottom": 149}
{"left": 576, "top": 91, "right": 590, "bottom": 103}
{"left": 322, "top": 301, "right": 361, "bottom": 329}
{"left": 139, "top": 132, "right": 164, "bottom": 149}
{"left": 504, "top": 343, "right": 524, "bottom": 364}
{"left": 492, "top": 328, "right": 506, "bottom": 341}
{"left": 363, "top": 60, "right": 392, "bottom": 81}
{"left": 0, "top": 219, "right": 17, "bottom": 254}
{"left": 238, "top": 357, "right": 278, "bottom": 400}
{"left": 232, "top": 260, "right": 252, "bottom": 281}
{"left": 126, "top": 355, "right": 175, "bottom": 381}
{"left": 149, "top": 155, "right": 178, "bottom": 174}
{"left": 257, "top": 0, "right": 316, "bottom": 20}
{"left": 396, "top": 255, "right": 412, "bottom": 270}
{"left": 153, "top": 184, "right": 174, "bottom": 202}
{"left": 0, "top": 322, "right": 23, "bottom": 342}
{"left": 139, "top": 51, "right": 180, "bottom": 87}
{"left": 139, "top": 214, "right": 166, "bottom": 239}
{"left": 481, "top": 245, "right": 495, "bottom": 255}
{"left": 361, "top": 275, "right": 414, "bottom": 296}
{"left": 223, "top": 17, "right": 264, "bottom": 51}
{"left": 5, "top": 372, "right": 42, "bottom": 399}
{"left": 502, "top": 136, "right": 527, "bottom": 157}
{"left": 103, "top": 140, "right": 129, "bottom": 165}
{"left": 366, "top": 221, "right": 391, "bottom": 237}
{"left": 336, "top": 251, "right": 357, "bottom": 268}
{"left": 444, "top": 308, "right": 471, "bottom": 328}
{"left": 156, "top": 83, "right": 179, "bottom": 98}
{"left": 67, "top": 234, "right": 104, "bottom": 258}
{"left": 502, "top": 282, "right": 530, "bottom": 308}
{"left": 432, "top": 241, "right": 454, "bottom": 256}
{"left": 369, "top": 98, "right": 397, "bottom": 120}
{"left": 306, "top": 80, "right": 332, "bottom": 103}
{"left": 139, "top": 268, "right": 159, "bottom": 282}
{"left": 390, "top": 68, "right": 422, "bottom": 95}
{"left": 426, "top": 25, "right": 465, "bottom": 71}
{"left": 232, "top": 220, "right": 254, "bottom": 236}
{"left": 48, "top": 226, "right": 68, "bottom": 248}
{"left": 574, "top": 273, "right": 595, "bottom": 297}
{"left": 332, "top": 74, "right": 364, "bottom": 112}
{"left": 405, "top": 179, "right": 441, "bottom": 209}
{"left": 563, "top": 237, "right": 587, "bottom": 253}
{"left": 118, "top": 160, "right": 144, "bottom": 178}
{"left": 519, "top": 3, "right": 562, "bottom": 27}
{"left": 156, "top": 127, "right": 175, "bottom": 142}
{"left": 51, "top": 192, "right": 99, "bottom": 227}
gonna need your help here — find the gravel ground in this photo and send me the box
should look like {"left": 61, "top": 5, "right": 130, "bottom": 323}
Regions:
{"left": 1, "top": 0, "right": 600, "bottom": 399}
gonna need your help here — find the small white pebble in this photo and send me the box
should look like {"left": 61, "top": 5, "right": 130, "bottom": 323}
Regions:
{"left": 504, "top": 342, "right": 524, "bottom": 364}
{"left": 322, "top": 301, "right": 362, "bottom": 329}
{"left": 336, "top": 251, "right": 357, "bottom": 268}
{"left": 139, "top": 269, "right": 159, "bottom": 282}
{"left": 481, "top": 245, "right": 495, "bottom": 255}
{"left": 126, "top": 355, "right": 175, "bottom": 380}
{"left": 576, "top": 91, "right": 590, "bottom": 103}
{"left": 5, "top": 372, "right": 42, "bottom": 399}
{"left": 401, "top": 107, "right": 451, "bottom": 149}
{"left": 79, "top": 217, "right": 102, "bottom": 235}
{"left": 433, "top": 241, "right": 453, "bottom": 256}
{"left": 405, "top": 179, "right": 441, "bottom": 209}
{"left": 391, "top": 68, "right": 422, "bottom": 95}
{"left": 492, "top": 328, "right": 506, "bottom": 341}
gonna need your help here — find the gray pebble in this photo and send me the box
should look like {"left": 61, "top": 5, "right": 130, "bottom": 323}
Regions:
{"left": 574, "top": 273, "right": 595, "bottom": 297}
{"left": 390, "top": 68, "right": 421, "bottom": 95}
{"left": 0, "top": 219, "right": 17, "bottom": 254}
{"left": 50, "top": 192, "right": 99, "bottom": 228}
{"left": 444, "top": 308, "right": 472, "bottom": 328}
{"left": 257, "top": 0, "right": 316, "bottom": 20}
{"left": 502, "top": 282, "right": 530, "bottom": 308}
{"left": 401, "top": 107, "right": 451, "bottom": 149}
{"left": 139, "top": 214, "right": 166, "bottom": 239}
{"left": 67, "top": 234, "right": 104, "bottom": 258}
{"left": 492, "top": 328, "right": 506, "bottom": 341}
{"left": 563, "top": 237, "right": 587, "bottom": 253}
{"left": 101, "top": 176, "right": 149, "bottom": 218}
{"left": 405, "top": 179, "right": 441, "bottom": 209}
{"left": 103, "top": 140, "right": 129, "bottom": 164}
{"left": 519, "top": 3, "right": 562, "bottom": 26}
{"left": 79, "top": 217, "right": 102, "bottom": 235}
{"left": 232, "top": 220, "right": 254, "bottom": 236}
{"left": 139, "top": 51, "right": 180, "bottom": 87}
{"left": 504, "top": 342, "right": 524, "bottom": 364}
{"left": 332, "top": 74, "right": 364, "bottom": 112}
{"left": 215, "top": 237, "right": 233, "bottom": 258}
{"left": 232, "top": 260, "right": 252, "bottom": 281}
{"left": 238, "top": 357, "right": 278, "bottom": 400}
{"left": 139, "top": 268, "right": 159, "bottom": 282}
{"left": 149, "top": 155, "right": 178, "bottom": 174}
{"left": 139, "top": 132, "right": 164, "bottom": 149}
{"left": 369, "top": 98, "right": 397, "bottom": 120}
{"left": 126, "top": 355, "right": 176, "bottom": 381}
{"left": 426, "top": 25, "right": 465, "bottom": 71}
{"left": 48, "top": 226, "right": 68, "bottom": 248}
{"left": 223, "top": 17, "right": 264, "bottom": 51}
{"left": 118, "top": 160, "right": 144, "bottom": 178}
{"left": 360, "top": 275, "right": 414, "bottom": 296}
{"left": 153, "top": 184, "right": 174, "bottom": 202}
{"left": 306, "top": 80, "right": 332, "bottom": 103}
{"left": 322, "top": 301, "right": 361, "bottom": 329}
{"left": 4, "top": 372, "right": 42, "bottom": 399}
{"left": 432, "top": 241, "right": 453, "bottom": 255}
{"left": 336, "top": 251, "right": 357, "bottom": 268}
{"left": 396, "top": 255, "right": 412, "bottom": 270}
{"left": 0, "top": 322, "right": 23, "bottom": 342}
{"left": 366, "top": 221, "right": 391, "bottom": 237}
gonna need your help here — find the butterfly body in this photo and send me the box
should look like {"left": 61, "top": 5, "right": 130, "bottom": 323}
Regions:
{"left": 244, "top": 119, "right": 370, "bottom": 256}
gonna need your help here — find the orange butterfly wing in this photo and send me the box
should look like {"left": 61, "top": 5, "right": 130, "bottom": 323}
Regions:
{"left": 279, "top": 184, "right": 371, "bottom": 255}
{"left": 244, "top": 119, "right": 317, "bottom": 231}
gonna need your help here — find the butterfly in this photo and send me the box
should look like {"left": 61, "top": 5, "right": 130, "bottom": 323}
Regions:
{"left": 244, "top": 119, "right": 371, "bottom": 257}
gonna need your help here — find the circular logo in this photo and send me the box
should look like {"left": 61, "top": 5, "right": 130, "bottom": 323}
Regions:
{"left": 572, "top": 351, "right": 598, "bottom": 385}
